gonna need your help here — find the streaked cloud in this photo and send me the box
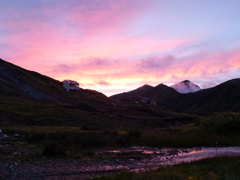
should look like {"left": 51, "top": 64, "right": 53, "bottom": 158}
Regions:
{"left": 140, "top": 55, "right": 175, "bottom": 71}
{"left": 97, "top": 80, "right": 110, "bottom": 87}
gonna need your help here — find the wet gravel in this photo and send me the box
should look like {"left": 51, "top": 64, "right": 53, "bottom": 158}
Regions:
{"left": 1, "top": 146, "right": 240, "bottom": 179}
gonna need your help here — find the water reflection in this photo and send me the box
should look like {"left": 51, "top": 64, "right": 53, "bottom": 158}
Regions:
{"left": 96, "top": 147, "right": 240, "bottom": 172}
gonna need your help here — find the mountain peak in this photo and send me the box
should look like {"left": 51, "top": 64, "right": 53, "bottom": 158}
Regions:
{"left": 110, "top": 84, "right": 153, "bottom": 99}
{"left": 181, "top": 80, "right": 190, "bottom": 83}
{"left": 141, "top": 84, "right": 153, "bottom": 88}
{"left": 171, "top": 80, "right": 201, "bottom": 94}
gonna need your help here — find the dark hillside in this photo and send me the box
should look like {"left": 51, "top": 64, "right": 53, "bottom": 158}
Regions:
{"left": 111, "top": 78, "right": 240, "bottom": 115}
{"left": 146, "top": 79, "right": 240, "bottom": 115}
{"left": 143, "top": 83, "right": 179, "bottom": 102}
{"left": 0, "top": 58, "right": 108, "bottom": 104}
{"left": 168, "top": 78, "right": 240, "bottom": 114}
{"left": 0, "top": 58, "right": 195, "bottom": 127}
{"left": 0, "top": 58, "right": 64, "bottom": 101}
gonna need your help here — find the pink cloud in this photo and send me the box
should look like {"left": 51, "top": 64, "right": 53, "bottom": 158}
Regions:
{"left": 229, "top": 50, "right": 240, "bottom": 67}
{"left": 96, "top": 80, "right": 110, "bottom": 87}
{"left": 66, "top": 0, "right": 153, "bottom": 34}
{"left": 1, "top": 0, "right": 240, "bottom": 96}
{"left": 139, "top": 55, "right": 175, "bottom": 71}
{"left": 41, "top": 47, "right": 240, "bottom": 92}
{"left": 0, "top": 0, "right": 175, "bottom": 63}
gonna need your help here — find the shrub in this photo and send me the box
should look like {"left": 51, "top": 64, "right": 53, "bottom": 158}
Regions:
{"left": 116, "top": 135, "right": 130, "bottom": 146}
{"left": 103, "top": 129, "right": 118, "bottom": 135}
{"left": 201, "top": 112, "right": 240, "bottom": 132}
{"left": 128, "top": 129, "right": 142, "bottom": 138}
{"left": 26, "top": 132, "right": 47, "bottom": 143}
{"left": 42, "top": 141, "right": 66, "bottom": 157}
{"left": 0, "top": 148, "right": 9, "bottom": 155}
{"left": 79, "top": 136, "right": 106, "bottom": 148}
{"left": 81, "top": 125, "right": 98, "bottom": 130}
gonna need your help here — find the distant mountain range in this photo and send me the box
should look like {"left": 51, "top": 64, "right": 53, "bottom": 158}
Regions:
{"left": 1, "top": 57, "right": 239, "bottom": 128}
{"left": 111, "top": 79, "right": 240, "bottom": 115}
{"left": 109, "top": 84, "right": 154, "bottom": 101}
{"left": 110, "top": 80, "right": 201, "bottom": 101}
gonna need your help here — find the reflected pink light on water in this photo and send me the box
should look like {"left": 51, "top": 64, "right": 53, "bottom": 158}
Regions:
{"left": 96, "top": 147, "right": 240, "bottom": 172}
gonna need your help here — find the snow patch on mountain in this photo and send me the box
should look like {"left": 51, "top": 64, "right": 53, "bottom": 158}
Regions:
{"left": 171, "top": 80, "right": 201, "bottom": 94}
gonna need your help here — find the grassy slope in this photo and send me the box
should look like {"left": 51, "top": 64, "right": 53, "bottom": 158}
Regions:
{"left": 1, "top": 111, "right": 240, "bottom": 163}
{"left": 0, "top": 95, "right": 129, "bottom": 128}
{"left": 2, "top": 111, "right": 240, "bottom": 149}
{"left": 0, "top": 93, "right": 197, "bottom": 128}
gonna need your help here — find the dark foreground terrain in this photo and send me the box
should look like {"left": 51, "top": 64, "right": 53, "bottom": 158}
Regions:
{"left": 1, "top": 150, "right": 240, "bottom": 179}
{"left": 1, "top": 111, "right": 240, "bottom": 179}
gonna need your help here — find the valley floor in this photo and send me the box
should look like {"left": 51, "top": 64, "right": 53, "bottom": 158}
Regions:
{"left": 1, "top": 111, "right": 240, "bottom": 179}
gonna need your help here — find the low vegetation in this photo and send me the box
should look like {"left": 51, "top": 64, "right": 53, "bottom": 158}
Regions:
{"left": 1, "top": 112, "right": 240, "bottom": 179}
{"left": 1, "top": 111, "right": 240, "bottom": 160}
{"left": 199, "top": 111, "right": 240, "bottom": 133}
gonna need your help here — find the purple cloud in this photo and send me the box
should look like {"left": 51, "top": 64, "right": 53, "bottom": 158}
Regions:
{"left": 97, "top": 80, "right": 110, "bottom": 87}
{"left": 139, "top": 55, "right": 175, "bottom": 72}
{"left": 200, "top": 82, "right": 217, "bottom": 89}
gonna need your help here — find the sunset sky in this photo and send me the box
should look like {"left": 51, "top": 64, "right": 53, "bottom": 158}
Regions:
{"left": 1, "top": 0, "right": 240, "bottom": 96}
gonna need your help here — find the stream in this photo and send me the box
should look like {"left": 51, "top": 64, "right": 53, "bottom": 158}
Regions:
{"left": 95, "top": 146, "right": 240, "bottom": 172}
{"left": 2, "top": 146, "right": 240, "bottom": 179}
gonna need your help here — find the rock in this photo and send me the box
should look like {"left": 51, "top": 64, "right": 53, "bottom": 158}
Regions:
{"left": 2, "top": 134, "right": 8, "bottom": 140}
{"left": 14, "top": 134, "right": 20, "bottom": 137}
